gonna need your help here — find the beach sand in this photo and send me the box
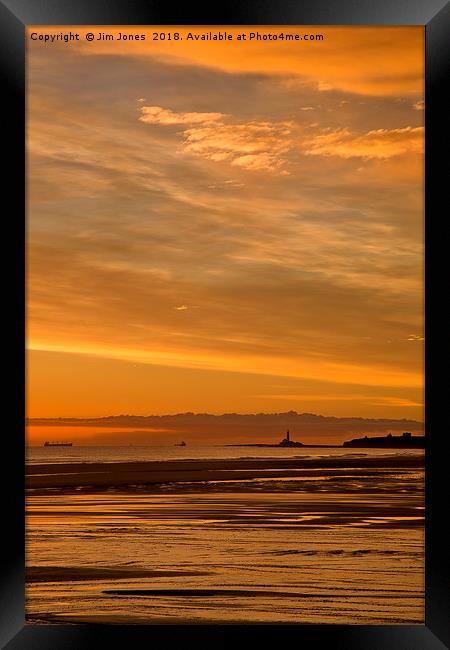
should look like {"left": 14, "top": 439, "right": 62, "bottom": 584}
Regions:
{"left": 26, "top": 455, "right": 423, "bottom": 491}
{"left": 26, "top": 454, "right": 424, "bottom": 624}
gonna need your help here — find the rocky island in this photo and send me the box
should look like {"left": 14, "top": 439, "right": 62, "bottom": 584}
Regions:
{"left": 343, "top": 431, "right": 425, "bottom": 448}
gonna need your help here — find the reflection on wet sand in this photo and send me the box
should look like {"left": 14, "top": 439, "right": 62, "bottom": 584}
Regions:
{"left": 26, "top": 461, "right": 424, "bottom": 624}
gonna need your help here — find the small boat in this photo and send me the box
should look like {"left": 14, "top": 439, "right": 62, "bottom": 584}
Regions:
{"left": 43, "top": 441, "right": 73, "bottom": 447}
{"left": 174, "top": 441, "right": 186, "bottom": 447}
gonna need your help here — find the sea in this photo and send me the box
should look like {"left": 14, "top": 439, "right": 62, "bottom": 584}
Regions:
{"left": 26, "top": 444, "right": 423, "bottom": 465}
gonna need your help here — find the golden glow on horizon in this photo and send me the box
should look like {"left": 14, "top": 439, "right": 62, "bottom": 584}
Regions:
{"left": 28, "top": 339, "right": 423, "bottom": 389}
{"left": 26, "top": 425, "right": 170, "bottom": 446}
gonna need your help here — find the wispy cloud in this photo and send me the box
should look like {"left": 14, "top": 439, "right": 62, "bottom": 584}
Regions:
{"left": 139, "top": 106, "right": 224, "bottom": 125}
{"left": 140, "top": 105, "right": 294, "bottom": 172}
{"left": 140, "top": 105, "right": 423, "bottom": 170}
{"left": 406, "top": 334, "right": 424, "bottom": 342}
{"left": 303, "top": 126, "right": 423, "bottom": 159}
{"left": 43, "top": 26, "right": 423, "bottom": 98}
{"left": 254, "top": 393, "right": 422, "bottom": 408}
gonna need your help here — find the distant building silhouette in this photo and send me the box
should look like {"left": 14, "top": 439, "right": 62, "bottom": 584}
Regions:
{"left": 343, "top": 432, "right": 424, "bottom": 448}
{"left": 279, "top": 429, "right": 303, "bottom": 447}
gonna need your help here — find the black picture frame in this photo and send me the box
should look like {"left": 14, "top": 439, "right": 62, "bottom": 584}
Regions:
{"left": 1, "top": 0, "right": 449, "bottom": 647}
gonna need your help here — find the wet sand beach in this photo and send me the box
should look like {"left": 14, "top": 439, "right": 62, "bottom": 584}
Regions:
{"left": 27, "top": 455, "right": 423, "bottom": 491}
{"left": 26, "top": 452, "right": 424, "bottom": 624}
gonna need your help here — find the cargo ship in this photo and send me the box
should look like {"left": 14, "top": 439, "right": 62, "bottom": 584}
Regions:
{"left": 43, "top": 441, "right": 73, "bottom": 447}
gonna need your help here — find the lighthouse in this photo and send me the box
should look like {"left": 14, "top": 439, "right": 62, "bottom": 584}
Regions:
{"left": 279, "top": 429, "right": 303, "bottom": 447}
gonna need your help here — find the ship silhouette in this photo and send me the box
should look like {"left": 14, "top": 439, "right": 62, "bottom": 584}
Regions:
{"left": 43, "top": 441, "right": 73, "bottom": 447}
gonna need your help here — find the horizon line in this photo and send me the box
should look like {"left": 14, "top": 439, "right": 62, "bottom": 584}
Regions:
{"left": 26, "top": 410, "right": 424, "bottom": 423}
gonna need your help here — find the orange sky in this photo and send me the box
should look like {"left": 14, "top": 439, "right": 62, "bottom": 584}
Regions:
{"left": 26, "top": 26, "right": 424, "bottom": 443}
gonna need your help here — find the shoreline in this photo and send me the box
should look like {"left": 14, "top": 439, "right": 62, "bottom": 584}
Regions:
{"left": 226, "top": 444, "right": 339, "bottom": 448}
{"left": 26, "top": 455, "right": 424, "bottom": 491}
